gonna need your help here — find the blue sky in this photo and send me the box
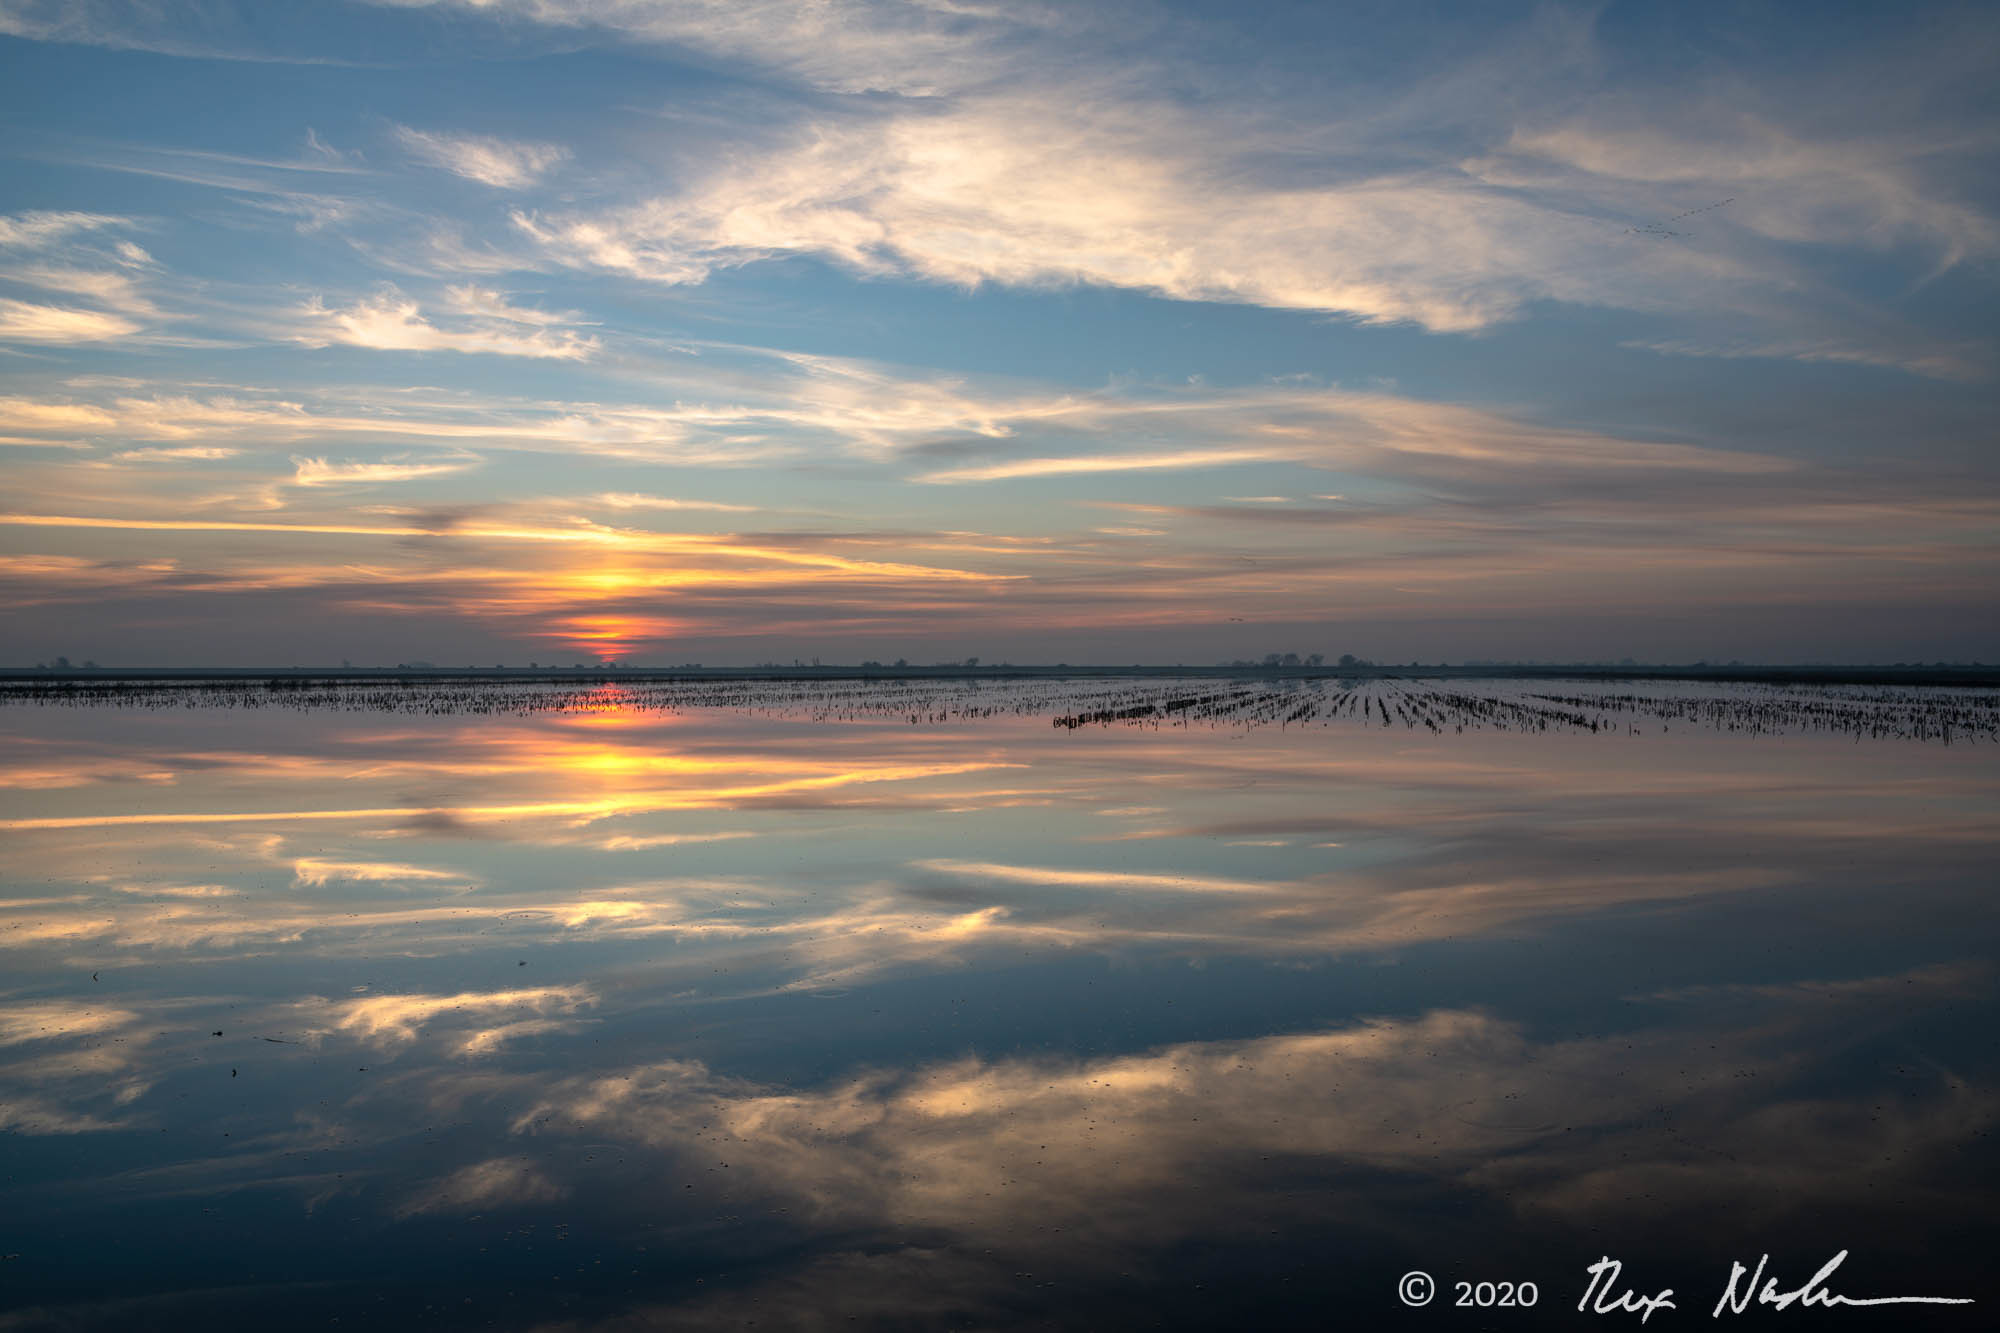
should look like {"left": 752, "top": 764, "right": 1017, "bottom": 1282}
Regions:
{"left": 1, "top": 0, "right": 1995, "bottom": 665}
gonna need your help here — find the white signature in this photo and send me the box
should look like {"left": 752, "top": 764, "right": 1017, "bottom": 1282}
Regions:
{"left": 1578, "top": 1251, "right": 1975, "bottom": 1322}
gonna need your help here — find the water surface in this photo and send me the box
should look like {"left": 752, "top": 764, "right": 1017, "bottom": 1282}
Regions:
{"left": 3, "top": 679, "right": 1995, "bottom": 1328}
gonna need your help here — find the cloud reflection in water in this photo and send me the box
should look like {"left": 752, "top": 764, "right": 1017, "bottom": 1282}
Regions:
{"left": 1, "top": 689, "right": 1996, "bottom": 1326}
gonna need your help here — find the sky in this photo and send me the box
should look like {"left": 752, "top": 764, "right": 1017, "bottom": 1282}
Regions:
{"left": 0, "top": 0, "right": 1995, "bottom": 667}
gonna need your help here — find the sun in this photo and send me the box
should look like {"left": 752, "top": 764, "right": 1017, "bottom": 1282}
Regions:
{"left": 526, "top": 611, "right": 680, "bottom": 664}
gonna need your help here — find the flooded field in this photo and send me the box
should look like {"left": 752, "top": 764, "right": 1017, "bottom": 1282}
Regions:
{"left": 10, "top": 673, "right": 1998, "bottom": 742}
{"left": 2, "top": 678, "right": 1996, "bottom": 1329}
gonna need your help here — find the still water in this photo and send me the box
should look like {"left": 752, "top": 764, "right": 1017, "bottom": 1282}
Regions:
{"left": 2, "top": 679, "right": 1995, "bottom": 1329}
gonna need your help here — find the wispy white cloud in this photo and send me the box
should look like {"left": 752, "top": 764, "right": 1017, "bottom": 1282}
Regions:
{"left": 393, "top": 125, "right": 571, "bottom": 189}
{"left": 590, "top": 831, "right": 758, "bottom": 851}
{"left": 0, "top": 355, "right": 1800, "bottom": 486}
{"left": 289, "top": 452, "right": 479, "bottom": 488}
{"left": 0, "top": 385, "right": 761, "bottom": 463}
{"left": 0, "top": 210, "right": 135, "bottom": 249}
{"left": 593, "top": 493, "right": 757, "bottom": 513}
{"left": 0, "top": 209, "right": 188, "bottom": 344}
{"left": 0, "top": 345, "right": 1044, "bottom": 463}
{"left": 1618, "top": 335, "right": 1988, "bottom": 383}
{"left": 297, "top": 289, "right": 599, "bottom": 359}
{"left": 912, "top": 383, "right": 1792, "bottom": 485}
{"left": 920, "top": 447, "right": 1271, "bottom": 485}
{"left": 371, "top": 0, "right": 1065, "bottom": 97}
{"left": 381, "top": 2, "right": 1997, "bottom": 372}
{"left": 0, "top": 344, "right": 1811, "bottom": 532}
{"left": 301, "top": 127, "right": 360, "bottom": 165}
{"left": 1487, "top": 118, "right": 1999, "bottom": 272}
{"left": 512, "top": 87, "right": 1995, "bottom": 362}
{"left": 509, "top": 104, "right": 1595, "bottom": 332}
{"left": 103, "top": 446, "right": 239, "bottom": 463}
{"left": 441, "top": 284, "right": 584, "bottom": 326}
{"left": 7, "top": 265, "right": 160, "bottom": 316}
{"left": 0, "top": 397, "right": 120, "bottom": 431}
{"left": 0, "top": 0, "right": 397, "bottom": 63}
{"left": 0, "top": 299, "right": 141, "bottom": 344}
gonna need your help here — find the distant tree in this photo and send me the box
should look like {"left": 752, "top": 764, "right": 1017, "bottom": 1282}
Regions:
{"left": 964, "top": 656, "right": 979, "bottom": 667}
{"left": 894, "top": 658, "right": 908, "bottom": 668}
{"left": 1281, "top": 652, "right": 1300, "bottom": 667}
{"left": 54, "top": 655, "right": 71, "bottom": 670}
{"left": 1338, "top": 654, "right": 1359, "bottom": 668}
{"left": 1305, "top": 653, "right": 1324, "bottom": 667}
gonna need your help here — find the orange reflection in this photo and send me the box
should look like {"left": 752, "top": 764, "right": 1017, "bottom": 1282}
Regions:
{"left": 0, "top": 759, "right": 1015, "bottom": 830}
{"left": 554, "top": 687, "right": 659, "bottom": 725}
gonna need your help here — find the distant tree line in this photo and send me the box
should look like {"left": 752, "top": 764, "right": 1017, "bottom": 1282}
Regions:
{"left": 1218, "top": 652, "right": 1372, "bottom": 669}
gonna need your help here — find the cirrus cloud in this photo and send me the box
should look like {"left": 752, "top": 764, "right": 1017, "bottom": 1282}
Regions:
{"left": 392, "top": 125, "right": 571, "bottom": 189}
{"left": 296, "top": 289, "right": 599, "bottom": 359}
{"left": 0, "top": 298, "right": 142, "bottom": 344}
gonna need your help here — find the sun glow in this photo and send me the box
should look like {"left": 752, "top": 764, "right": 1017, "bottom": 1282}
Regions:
{"left": 532, "top": 612, "right": 680, "bottom": 662}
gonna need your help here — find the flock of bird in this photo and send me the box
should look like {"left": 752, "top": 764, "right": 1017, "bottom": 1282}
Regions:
{"left": 1624, "top": 196, "right": 1735, "bottom": 238}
